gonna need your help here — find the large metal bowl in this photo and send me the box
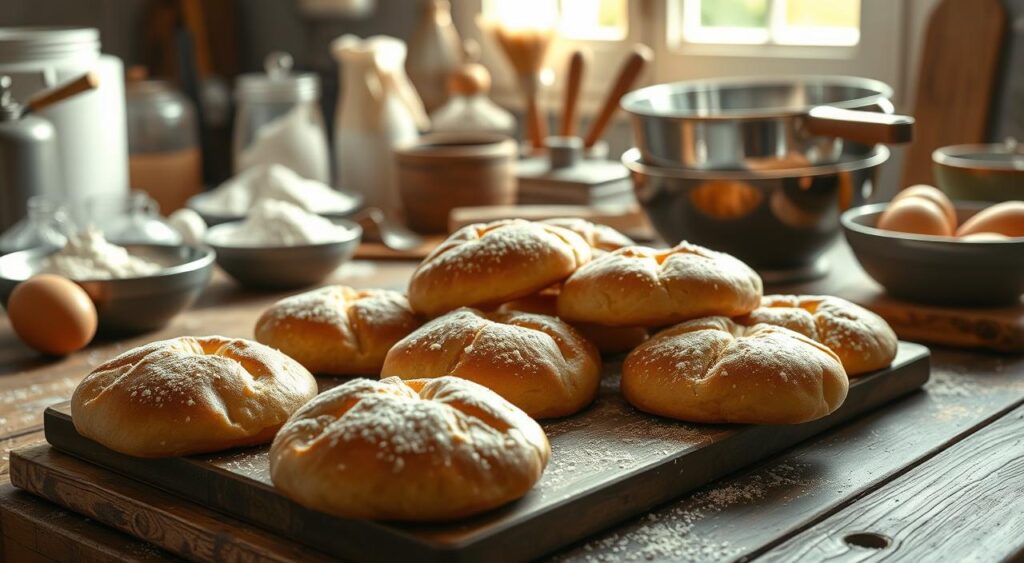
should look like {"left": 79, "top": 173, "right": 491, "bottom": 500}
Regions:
{"left": 204, "top": 220, "right": 362, "bottom": 289}
{"left": 187, "top": 190, "right": 364, "bottom": 226}
{"left": 621, "top": 75, "right": 911, "bottom": 170}
{"left": 625, "top": 145, "right": 889, "bottom": 280}
{"left": 842, "top": 202, "right": 1024, "bottom": 306}
{"left": 0, "top": 245, "right": 215, "bottom": 335}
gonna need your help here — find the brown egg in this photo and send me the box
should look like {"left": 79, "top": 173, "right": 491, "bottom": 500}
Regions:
{"left": 893, "top": 185, "right": 957, "bottom": 230}
{"left": 8, "top": 274, "right": 98, "bottom": 355}
{"left": 956, "top": 201, "right": 1024, "bottom": 237}
{"left": 959, "top": 232, "right": 1010, "bottom": 242}
{"left": 877, "top": 197, "right": 954, "bottom": 236}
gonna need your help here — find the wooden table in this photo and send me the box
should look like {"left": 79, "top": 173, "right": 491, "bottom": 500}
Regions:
{"left": 1, "top": 243, "right": 1022, "bottom": 562}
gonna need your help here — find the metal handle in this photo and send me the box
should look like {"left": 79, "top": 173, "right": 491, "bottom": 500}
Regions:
{"left": 805, "top": 105, "right": 914, "bottom": 144}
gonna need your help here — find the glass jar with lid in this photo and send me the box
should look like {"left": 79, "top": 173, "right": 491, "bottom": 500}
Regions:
{"left": 0, "top": 195, "right": 69, "bottom": 255}
{"left": 233, "top": 52, "right": 330, "bottom": 184}
{"left": 72, "top": 191, "right": 183, "bottom": 246}
{"left": 125, "top": 66, "right": 202, "bottom": 213}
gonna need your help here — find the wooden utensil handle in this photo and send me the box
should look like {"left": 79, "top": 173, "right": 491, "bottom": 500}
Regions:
{"left": 584, "top": 44, "right": 652, "bottom": 148}
{"left": 526, "top": 95, "right": 547, "bottom": 149}
{"left": 27, "top": 72, "right": 100, "bottom": 113}
{"left": 561, "top": 51, "right": 585, "bottom": 137}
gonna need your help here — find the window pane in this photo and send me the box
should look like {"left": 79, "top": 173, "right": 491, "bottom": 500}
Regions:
{"left": 784, "top": 0, "right": 860, "bottom": 28}
{"left": 559, "top": 0, "right": 628, "bottom": 40}
{"left": 700, "top": 0, "right": 769, "bottom": 28}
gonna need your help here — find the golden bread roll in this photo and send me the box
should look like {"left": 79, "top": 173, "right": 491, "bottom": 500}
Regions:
{"left": 539, "top": 217, "right": 635, "bottom": 252}
{"left": 622, "top": 317, "right": 848, "bottom": 424}
{"left": 557, "top": 242, "right": 763, "bottom": 327}
{"left": 270, "top": 376, "right": 550, "bottom": 521}
{"left": 408, "top": 219, "right": 591, "bottom": 317}
{"left": 255, "top": 285, "right": 421, "bottom": 375}
{"left": 381, "top": 308, "right": 601, "bottom": 418}
{"left": 738, "top": 295, "right": 898, "bottom": 376}
{"left": 500, "top": 290, "right": 648, "bottom": 355}
{"left": 71, "top": 336, "right": 318, "bottom": 457}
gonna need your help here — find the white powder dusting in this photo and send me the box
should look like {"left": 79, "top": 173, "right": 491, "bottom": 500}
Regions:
{"left": 40, "top": 228, "right": 162, "bottom": 280}
{"left": 197, "top": 163, "right": 356, "bottom": 216}
{"left": 213, "top": 200, "right": 356, "bottom": 247}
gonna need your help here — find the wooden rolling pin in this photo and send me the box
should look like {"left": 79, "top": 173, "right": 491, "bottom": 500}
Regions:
{"left": 583, "top": 45, "right": 652, "bottom": 148}
{"left": 26, "top": 72, "right": 100, "bottom": 113}
{"left": 560, "top": 50, "right": 586, "bottom": 137}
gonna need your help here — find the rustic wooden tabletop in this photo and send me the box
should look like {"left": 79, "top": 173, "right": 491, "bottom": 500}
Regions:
{"left": 1, "top": 242, "right": 1022, "bottom": 562}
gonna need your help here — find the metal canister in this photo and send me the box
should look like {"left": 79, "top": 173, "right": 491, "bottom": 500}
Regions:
{"left": 0, "top": 75, "right": 62, "bottom": 234}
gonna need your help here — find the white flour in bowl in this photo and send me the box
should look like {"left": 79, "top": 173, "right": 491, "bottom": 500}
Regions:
{"left": 40, "top": 229, "right": 162, "bottom": 280}
{"left": 215, "top": 200, "right": 356, "bottom": 247}
{"left": 197, "top": 163, "right": 356, "bottom": 216}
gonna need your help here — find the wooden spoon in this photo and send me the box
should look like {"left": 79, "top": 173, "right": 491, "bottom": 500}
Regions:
{"left": 560, "top": 50, "right": 586, "bottom": 137}
{"left": 583, "top": 45, "right": 652, "bottom": 148}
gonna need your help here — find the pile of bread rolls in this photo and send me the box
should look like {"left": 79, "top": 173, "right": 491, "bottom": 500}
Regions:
{"left": 877, "top": 185, "right": 1024, "bottom": 240}
{"left": 69, "top": 217, "right": 898, "bottom": 523}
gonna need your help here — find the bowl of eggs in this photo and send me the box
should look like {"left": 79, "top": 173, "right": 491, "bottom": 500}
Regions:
{"left": 841, "top": 186, "right": 1024, "bottom": 305}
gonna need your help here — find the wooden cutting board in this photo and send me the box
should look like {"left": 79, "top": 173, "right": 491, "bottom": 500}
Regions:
{"left": 832, "top": 278, "right": 1024, "bottom": 353}
{"left": 29, "top": 344, "right": 929, "bottom": 563}
{"left": 901, "top": 0, "right": 1007, "bottom": 187}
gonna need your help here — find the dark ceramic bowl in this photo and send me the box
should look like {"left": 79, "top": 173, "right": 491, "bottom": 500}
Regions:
{"left": 204, "top": 219, "right": 361, "bottom": 290}
{"left": 841, "top": 202, "right": 1024, "bottom": 306}
{"left": 932, "top": 142, "right": 1024, "bottom": 203}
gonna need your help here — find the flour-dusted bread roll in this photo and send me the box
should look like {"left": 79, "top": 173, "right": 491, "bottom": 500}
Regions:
{"left": 738, "top": 295, "right": 898, "bottom": 376}
{"left": 255, "top": 285, "right": 421, "bottom": 375}
{"left": 381, "top": 308, "right": 601, "bottom": 418}
{"left": 622, "top": 317, "right": 848, "bottom": 424}
{"left": 500, "top": 290, "right": 648, "bottom": 355}
{"left": 408, "top": 219, "right": 591, "bottom": 317}
{"left": 557, "top": 242, "right": 763, "bottom": 327}
{"left": 270, "top": 376, "right": 550, "bottom": 521}
{"left": 539, "top": 217, "right": 635, "bottom": 253}
{"left": 71, "top": 336, "right": 318, "bottom": 457}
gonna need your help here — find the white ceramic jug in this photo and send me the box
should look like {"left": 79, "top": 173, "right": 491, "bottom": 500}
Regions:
{"left": 331, "top": 35, "right": 428, "bottom": 214}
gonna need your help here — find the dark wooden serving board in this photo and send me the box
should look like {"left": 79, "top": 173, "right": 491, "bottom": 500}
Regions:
{"left": 34, "top": 343, "right": 930, "bottom": 563}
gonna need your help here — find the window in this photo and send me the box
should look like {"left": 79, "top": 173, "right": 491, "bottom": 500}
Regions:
{"left": 454, "top": 0, "right": 906, "bottom": 110}
{"left": 480, "top": 0, "right": 629, "bottom": 41}
{"left": 679, "top": 0, "right": 861, "bottom": 46}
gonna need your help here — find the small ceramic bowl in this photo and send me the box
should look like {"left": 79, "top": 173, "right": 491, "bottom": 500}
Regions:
{"left": 0, "top": 244, "right": 215, "bottom": 335}
{"left": 932, "top": 141, "right": 1024, "bottom": 202}
{"left": 204, "top": 220, "right": 362, "bottom": 289}
{"left": 841, "top": 202, "right": 1024, "bottom": 306}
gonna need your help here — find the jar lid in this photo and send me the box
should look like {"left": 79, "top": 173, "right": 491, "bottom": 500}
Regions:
{"left": 0, "top": 27, "right": 100, "bottom": 65}
{"left": 235, "top": 51, "right": 319, "bottom": 103}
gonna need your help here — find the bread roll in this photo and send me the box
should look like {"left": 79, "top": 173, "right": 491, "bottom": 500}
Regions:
{"left": 622, "top": 317, "right": 848, "bottom": 424}
{"left": 381, "top": 308, "right": 601, "bottom": 418}
{"left": 255, "top": 285, "right": 420, "bottom": 375}
{"left": 408, "top": 219, "right": 591, "bottom": 317}
{"left": 738, "top": 295, "right": 898, "bottom": 376}
{"left": 539, "top": 217, "right": 635, "bottom": 252}
{"left": 270, "top": 376, "right": 550, "bottom": 521}
{"left": 500, "top": 290, "right": 648, "bottom": 355}
{"left": 71, "top": 336, "right": 318, "bottom": 457}
{"left": 557, "top": 242, "right": 763, "bottom": 327}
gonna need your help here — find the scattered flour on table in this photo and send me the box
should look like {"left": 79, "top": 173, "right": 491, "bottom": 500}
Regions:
{"left": 556, "top": 462, "right": 810, "bottom": 562}
{"left": 40, "top": 228, "right": 161, "bottom": 280}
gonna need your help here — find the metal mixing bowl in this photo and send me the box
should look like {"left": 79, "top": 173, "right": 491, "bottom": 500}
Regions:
{"left": 842, "top": 202, "right": 1024, "bottom": 306}
{"left": 625, "top": 146, "right": 889, "bottom": 280}
{"left": 621, "top": 75, "right": 911, "bottom": 170}
{"left": 0, "top": 244, "right": 215, "bottom": 335}
{"left": 204, "top": 220, "right": 362, "bottom": 289}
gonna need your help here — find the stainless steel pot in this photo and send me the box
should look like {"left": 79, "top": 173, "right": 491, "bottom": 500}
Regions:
{"left": 625, "top": 145, "right": 889, "bottom": 281}
{"left": 621, "top": 75, "right": 912, "bottom": 170}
